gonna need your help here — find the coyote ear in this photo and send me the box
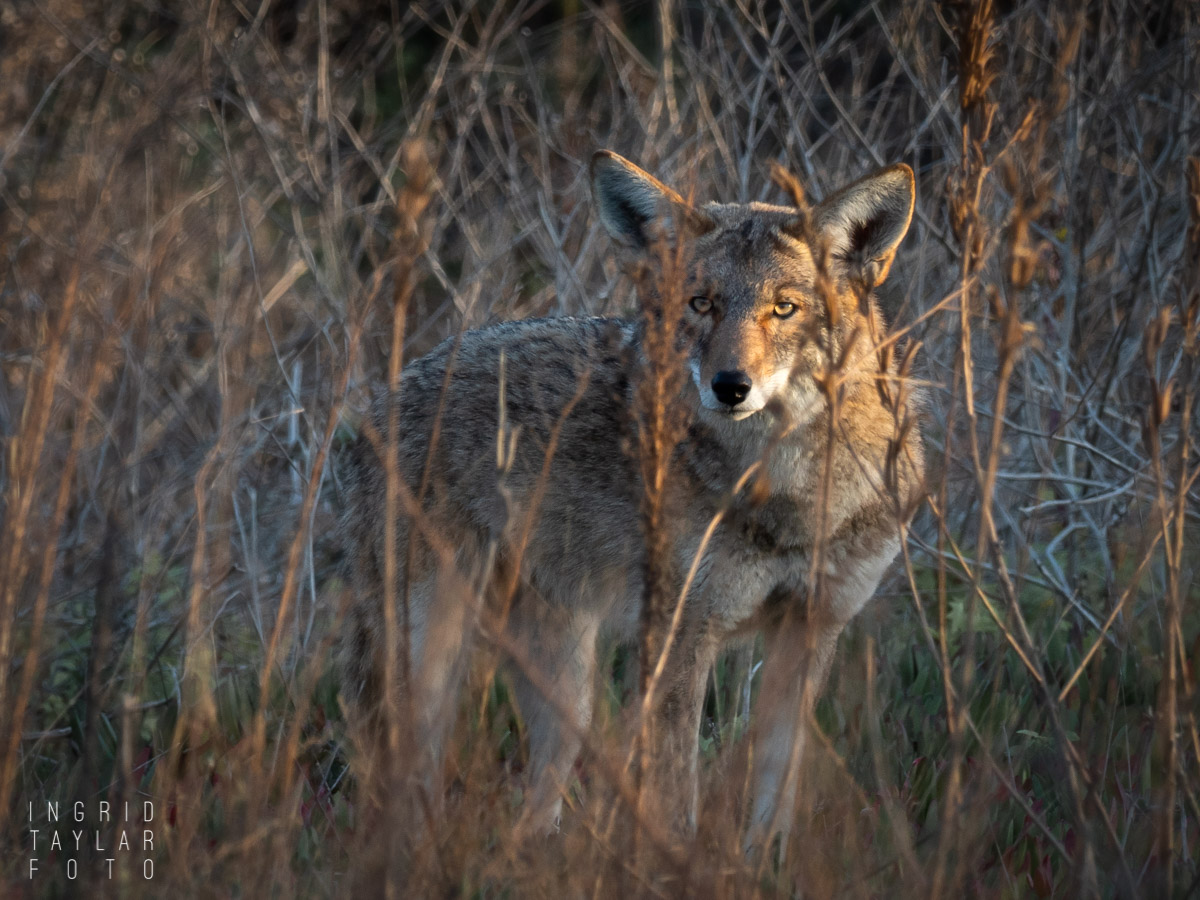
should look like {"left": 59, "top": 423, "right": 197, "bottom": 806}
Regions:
{"left": 591, "top": 150, "right": 713, "bottom": 250}
{"left": 813, "top": 164, "right": 914, "bottom": 287}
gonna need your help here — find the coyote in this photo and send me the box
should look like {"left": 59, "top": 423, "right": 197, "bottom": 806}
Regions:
{"left": 341, "top": 150, "right": 923, "bottom": 848}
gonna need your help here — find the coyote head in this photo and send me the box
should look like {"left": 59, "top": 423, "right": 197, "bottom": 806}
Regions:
{"left": 591, "top": 151, "right": 914, "bottom": 424}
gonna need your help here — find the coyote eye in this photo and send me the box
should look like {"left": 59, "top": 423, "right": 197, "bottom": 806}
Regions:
{"left": 689, "top": 296, "right": 713, "bottom": 314}
{"left": 773, "top": 300, "right": 798, "bottom": 318}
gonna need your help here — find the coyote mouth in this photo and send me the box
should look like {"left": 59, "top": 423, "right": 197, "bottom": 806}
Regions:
{"left": 713, "top": 405, "right": 759, "bottom": 422}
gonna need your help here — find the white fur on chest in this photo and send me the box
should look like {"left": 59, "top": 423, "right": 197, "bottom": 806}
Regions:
{"left": 684, "top": 526, "right": 899, "bottom": 633}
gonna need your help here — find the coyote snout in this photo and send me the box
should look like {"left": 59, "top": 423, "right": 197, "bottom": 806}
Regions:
{"left": 710, "top": 369, "right": 752, "bottom": 407}
{"left": 340, "top": 149, "right": 923, "bottom": 852}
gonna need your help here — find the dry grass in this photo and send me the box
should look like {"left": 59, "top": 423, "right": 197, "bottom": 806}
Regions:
{"left": 1, "top": 0, "right": 1198, "bottom": 896}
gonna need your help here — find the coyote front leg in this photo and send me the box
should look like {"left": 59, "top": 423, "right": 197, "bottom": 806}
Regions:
{"left": 745, "top": 608, "right": 843, "bottom": 854}
{"left": 642, "top": 629, "right": 721, "bottom": 836}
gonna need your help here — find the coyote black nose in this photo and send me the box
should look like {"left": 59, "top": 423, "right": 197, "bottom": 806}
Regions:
{"left": 711, "top": 370, "right": 752, "bottom": 407}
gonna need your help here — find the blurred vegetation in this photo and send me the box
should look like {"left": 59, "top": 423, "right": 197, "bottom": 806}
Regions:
{"left": 1, "top": 0, "right": 1198, "bottom": 897}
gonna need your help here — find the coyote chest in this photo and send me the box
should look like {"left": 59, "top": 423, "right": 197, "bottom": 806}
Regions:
{"left": 671, "top": 429, "right": 887, "bottom": 635}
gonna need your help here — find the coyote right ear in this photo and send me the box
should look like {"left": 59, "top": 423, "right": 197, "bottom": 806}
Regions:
{"left": 591, "top": 151, "right": 713, "bottom": 250}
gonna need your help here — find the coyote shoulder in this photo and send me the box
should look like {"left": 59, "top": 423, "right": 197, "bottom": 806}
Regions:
{"left": 341, "top": 150, "right": 923, "bottom": 846}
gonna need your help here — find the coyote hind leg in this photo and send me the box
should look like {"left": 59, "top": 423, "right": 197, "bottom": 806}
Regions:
{"left": 508, "top": 603, "right": 602, "bottom": 835}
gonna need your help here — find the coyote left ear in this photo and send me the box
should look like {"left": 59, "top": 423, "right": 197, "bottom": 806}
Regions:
{"left": 591, "top": 150, "right": 714, "bottom": 251}
{"left": 813, "top": 164, "right": 915, "bottom": 287}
